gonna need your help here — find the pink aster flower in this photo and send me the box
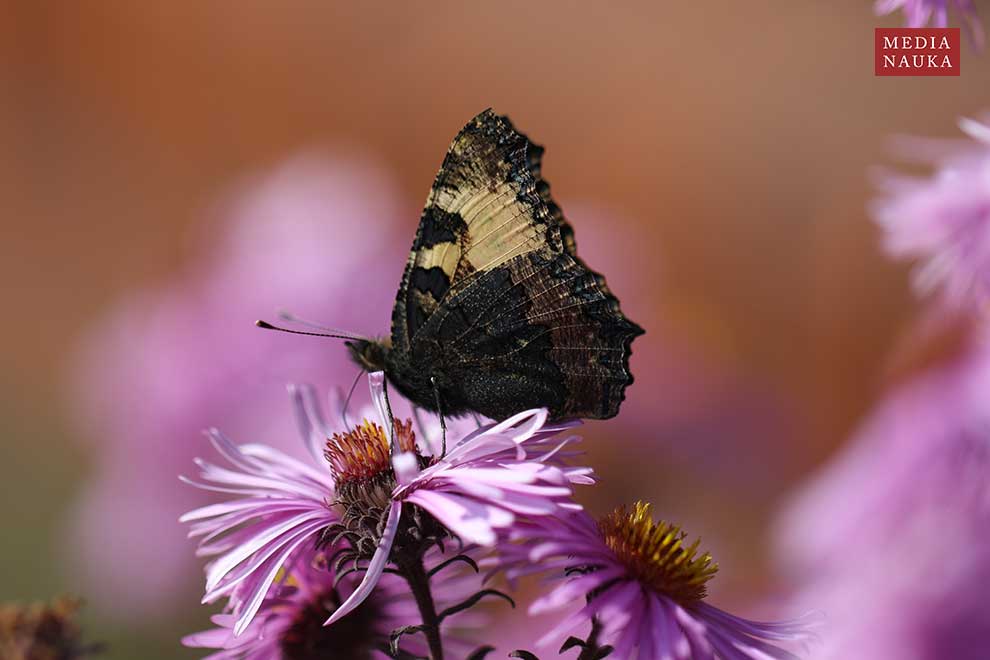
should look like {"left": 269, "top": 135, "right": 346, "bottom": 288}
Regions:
{"left": 495, "top": 504, "right": 816, "bottom": 660}
{"left": 64, "top": 151, "right": 413, "bottom": 618}
{"left": 872, "top": 117, "right": 990, "bottom": 310}
{"left": 773, "top": 324, "right": 990, "bottom": 659}
{"left": 783, "top": 508, "right": 990, "bottom": 660}
{"left": 183, "top": 371, "right": 590, "bottom": 636}
{"left": 183, "top": 544, "right": 480, "bottom": 659}
{"left": 875, "top": 0, "right": 984, "bottom": 46}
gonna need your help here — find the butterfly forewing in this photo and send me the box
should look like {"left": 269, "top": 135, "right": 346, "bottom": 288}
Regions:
{"left": 392, "top": 110, "right": 563, "bottom": 349}
{"left": 388, "top": 108, "right": 643, "bottom": 420}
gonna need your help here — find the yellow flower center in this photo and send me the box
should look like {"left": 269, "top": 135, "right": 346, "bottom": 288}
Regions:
{"left": 598, "top": 502, "right": 718, "bottom": 604}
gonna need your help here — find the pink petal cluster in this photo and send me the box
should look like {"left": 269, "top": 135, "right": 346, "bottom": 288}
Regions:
{"left": 875, "top": 0, "right": 984, "bottom": 46}
{"left": 872, "top": 117, "right": 990, "bottom": 309}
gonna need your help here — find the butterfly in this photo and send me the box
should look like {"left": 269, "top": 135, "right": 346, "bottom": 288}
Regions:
{"left": 263, "top": 109, "right": 643, "bottom": 422}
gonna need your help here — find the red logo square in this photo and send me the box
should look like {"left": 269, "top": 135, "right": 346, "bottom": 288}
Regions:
{"left": 875, "top": 28, "right": 960, "bottom": 76}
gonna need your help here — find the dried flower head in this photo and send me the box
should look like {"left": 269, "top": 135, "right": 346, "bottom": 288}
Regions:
{"left": 0, "top": 597, "right": 100, "bottom": 660}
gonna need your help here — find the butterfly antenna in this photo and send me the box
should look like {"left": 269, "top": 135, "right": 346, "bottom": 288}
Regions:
{"left": 430, "top": 376, "right": 447, "bottom": 459}
{"left": 255, "top": 320, "right": 363, "bottom": 341}
{"left": 340, "top": 368, "right": 363, "bottom": 431}
{"left": 277, "top": 311, "right": 370, "bottom": 341}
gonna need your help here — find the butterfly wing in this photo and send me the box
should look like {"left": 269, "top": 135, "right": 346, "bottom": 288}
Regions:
{"left": 391, "top": 109, "right": 563, "bottom": 353}
{"left": 392, "top": 109, "right": 643, "bottom": 419}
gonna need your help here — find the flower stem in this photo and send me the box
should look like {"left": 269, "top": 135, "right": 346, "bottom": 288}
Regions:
{"left": 398, "top": 555, "right": 444, "bottom": 660}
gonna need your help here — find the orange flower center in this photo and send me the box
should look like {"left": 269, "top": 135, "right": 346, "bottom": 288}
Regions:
{"left": 324, "top": 419, "right": 418, "bottom": 485}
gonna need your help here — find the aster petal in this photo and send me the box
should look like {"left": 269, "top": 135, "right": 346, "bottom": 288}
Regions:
{"left": 656, "top": 596, "right": 693, "bottom": 660}
{"left": 206, "top": 517, "right": 328, "bottom": 601}
{"left": 232, "top": 524, "right": 322, "bottom": 636}
{"left": 238, "top": 443, "right": 331, "bottom": 487}
{"left": 188, "top": 459, "right": 325, "bottom": 500}
{"left": 592, "top": 580, "right": 640, "bottom": 642}
{"left": 205, "top": 428, "right": 272, "bottom": 474}
{"left": 392, "top": 450, "right": 421, "bottom": 486}
{"left": 530, "top": 569, "right": 625, "bottom": 614}
{"left": 489, "top": 407, "right": 549, "bottom": 442}
{"left": 180, "top": 498, "right": 289, "bottom": 524}
{"left": 692, "top": 602, "right": 819, "bottom": 643}
{"left": 959, "top": 117, "right": 990, "bottom": 145}
{"left": 182, "top": 627, "right": 236, "bottom": 648}
{"left": 205, "top": 512, "right": 329, "bottom": 590}
{"left": 190, "top": 501, "right": 320, "bottom": 546}
{"left": 705, "top": 631, "right": 754, "bottom": 660}
{"left": 707, "top": 625, "right": 799, "bottom": 660}
{"left": 536, "top": 599, "right": 601, "bottom": 648}
{"left": 288, "top": 385, "right": 332, "bottom": 464}
{"left": 404, "top": 489, "right": 510, "bottom": 545}
{"left": 645, "top": 594, "right": 679, "bottom": 660}
{"left": 609, "top": 592, "right": 645, "bottom": 660}
{"left": 325, "top": 500, "right": 401, "bottom": 626}
{"left": 672, "top": 602, "right": 715, "bottom": 660}
{"left": 438, "top": 432, "right": 522, "bottom": 467}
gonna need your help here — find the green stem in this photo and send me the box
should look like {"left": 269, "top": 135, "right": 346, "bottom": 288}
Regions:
{"left": 398, "top": 556, "right": 444, "bottom": 660}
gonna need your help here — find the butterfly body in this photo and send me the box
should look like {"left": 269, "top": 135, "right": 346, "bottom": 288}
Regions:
{"left": 351, "top": 109, "right": 643, "bottom": 421}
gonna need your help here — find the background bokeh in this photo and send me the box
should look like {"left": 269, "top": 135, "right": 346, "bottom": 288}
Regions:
{"left": 2, "top": 2, "right": 988, "bottom": 658}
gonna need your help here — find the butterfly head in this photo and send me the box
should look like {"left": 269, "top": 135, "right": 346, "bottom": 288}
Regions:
{"left": 345, "top": 338, "right": 390, "bottom": 373}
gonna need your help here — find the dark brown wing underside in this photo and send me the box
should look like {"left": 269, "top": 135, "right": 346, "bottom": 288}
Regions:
{"left": 414, "top": 249, "right": 643, "bottom": 419}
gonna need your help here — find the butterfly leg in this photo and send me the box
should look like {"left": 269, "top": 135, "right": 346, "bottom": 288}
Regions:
{"left": 430, "top": 376, "right": 447, "bottom": 459}
{"left": 341, "top": 368, "right": 364, "bottom": 431}
{"left": 381, "top": 377, "right": 397, "bottom": 451}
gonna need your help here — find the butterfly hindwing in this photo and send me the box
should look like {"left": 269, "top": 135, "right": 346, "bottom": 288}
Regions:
{"left": 387, "top": 109, "right": 643, "bottom": 420}
{"left": 415, "top": 248, "right": 641, "bottom": 419}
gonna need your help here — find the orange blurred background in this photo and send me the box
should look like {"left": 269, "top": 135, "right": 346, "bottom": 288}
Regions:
{"left": 2, "top": 2, "right": 988, "bottom": 657}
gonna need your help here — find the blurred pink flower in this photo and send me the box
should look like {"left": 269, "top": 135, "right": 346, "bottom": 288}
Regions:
{"left": 775, "top": 330, "right": 990, "bottom": 576}
{"left": 781, "top": 499, "right": 990, "bottom": 660}
{"left": 64, "top": 151, "right": 413, "bottom": 620}
{"left": 775, "top": 326, "right": 990, "bottom": 659}
{"left": 872, "top": 117, "right": 990, "bottom": 309}
{"left": 875, "top": 0, "right": 984, "bottom": 46}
